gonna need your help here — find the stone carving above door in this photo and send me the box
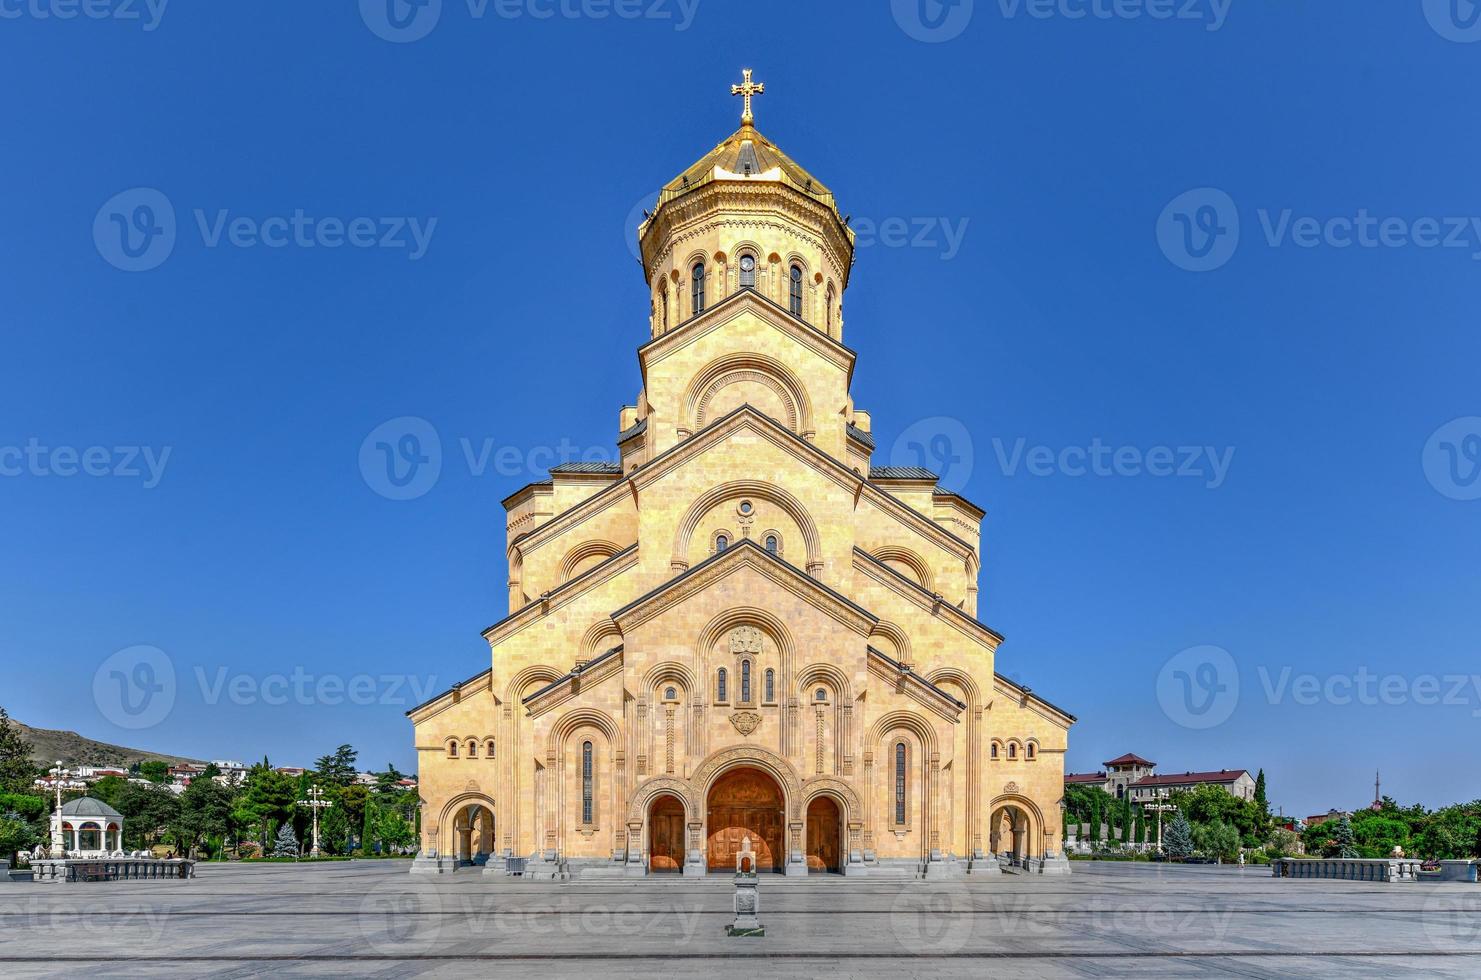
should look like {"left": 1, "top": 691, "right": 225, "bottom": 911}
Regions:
{"left": 730, "top": 711, "right": 762, "bottom": 736}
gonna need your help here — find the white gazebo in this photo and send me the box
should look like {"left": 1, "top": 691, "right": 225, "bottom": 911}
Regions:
{"left": 57, "top": 797, "right": 125, "bottom": 857}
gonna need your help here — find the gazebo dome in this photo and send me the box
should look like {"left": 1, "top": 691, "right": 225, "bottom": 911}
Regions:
{"left": 59, "top": 796, "right": 124, "bottom": 820}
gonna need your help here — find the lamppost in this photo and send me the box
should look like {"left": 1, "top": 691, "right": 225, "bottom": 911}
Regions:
{"left": 298, "top": 785, "right": 333, "bottom": 858}
{"left": 34, "top": 762, "right": 85, "bottom": 858}
{"left": 1145, "top": 788, "right": 1177, "bottom": 855}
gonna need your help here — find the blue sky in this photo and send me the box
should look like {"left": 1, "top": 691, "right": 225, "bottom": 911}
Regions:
{"left": 2, "top": 1, "right": 1478, "bottom": 819}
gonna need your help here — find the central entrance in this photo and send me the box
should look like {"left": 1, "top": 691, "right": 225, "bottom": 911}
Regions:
{"left": 705, "top": 767, "right": 785, "bottom": 872}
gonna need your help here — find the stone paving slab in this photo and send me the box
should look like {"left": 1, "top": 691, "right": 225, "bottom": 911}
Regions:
{"left": 2, "top": 859, "right": 1479, "bottom": 978}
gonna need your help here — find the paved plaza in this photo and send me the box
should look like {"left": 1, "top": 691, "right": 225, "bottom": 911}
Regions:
{"left": 2, "top": 859, "right": 1480, "bottom": 978}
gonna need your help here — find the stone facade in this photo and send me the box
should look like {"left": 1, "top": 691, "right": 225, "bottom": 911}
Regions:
{"left": 408, "top": 76, "right": 1075, "bottom": 879}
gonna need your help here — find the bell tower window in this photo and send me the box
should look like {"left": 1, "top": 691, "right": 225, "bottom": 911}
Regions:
{"left": 692, "top": 262, "right": 707, "bottom": 315}
{"left": 789, "top": 264, "right": 804, "bottom": 318}
{"left": 739, "top": 253, "right": 756, "bottom": 289}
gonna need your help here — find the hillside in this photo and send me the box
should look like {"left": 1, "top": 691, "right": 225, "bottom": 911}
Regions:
{"left": 14, "top": 720, "right": 203, "bottom": 769}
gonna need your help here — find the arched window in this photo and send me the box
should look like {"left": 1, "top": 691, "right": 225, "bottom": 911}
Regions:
{"left": 789, "top": 264, "right": 804, "bottom": 317}
{"left": 990, "top": 742, "right": 999, "bottom": 760}
{"left": 715, "top": 533, "right": 728, "bottom": 552}
{"left": 739, "top": 252, "right": 756, "bottom": 289}
{"left": 815, "top": 687, "right": 827, "bottom": 702}
{"left": 826, "top": 284, "right": 836, "bottom": 332}
{"left": 717, "top": 667, "right": 727, "bottom": 701}
{"left": 581, "top": 741, "right": 594, "bottom": 824}
{"left": 1026, "top": 743, "right": 1036, "bottom": 760}
{"left": 467, "top": 740, "right": 477, "bottom": 758}
{"left": 692, "top": 261, "right": 706, "bottom": 315}
{"left": 764, "top": 534, "right": 778, "bottom": 555}
{"left": 741, "top": 660, "right": 752, "bottom": 703}
{"left": 764, "top": 668, "right": 774, "bottom": 703}
{"left": 485, "top": 739, "right": 496, "bottom": 758}
{"left": 894, "top": 742, "right": 907, "bottom": 825}
{"left": 1008, "top": 743, "right": 1017, "bottom": 760}
{"left": 659, "top": 284, "right": 669, "bottom": 332}
{"left": 664, "top": 686, "right": 677, "bottom": 701}
{"left": 447, "top": 740, "right": 458, "bottom": 758}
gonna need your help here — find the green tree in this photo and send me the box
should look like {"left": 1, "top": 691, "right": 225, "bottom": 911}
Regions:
{"left": 314, "top": 745, "right": 358, "bottom": 788}
{"left": 378, "top": 810, "right": 415, "bottom": 853}
{"left": 1164, "top": 812, "right": 1194, "bottom": 859}
{"left": 114, "top": 781, "right": 180, "bottom": 849}
{"left": 374, "top": 764, "right": 406, "bottom": 796}
{"left": 236, "top": 761, "right": 296, "bottom": 851}
{"left": 172, "top": 777, "right": 235, "bottom": 858}
{"left": 338, "top": 784, "right": 369, "bottom": 844}
{"left": 1253, "top": 770, "right": 1268, "bottom": 811}
{"left": 1193, "top": 820, "right": 1240, "bottom": 862}
{"left": 1133, "top": 805, "right": 1145, "bottom": 845}
{"left": 1415, "top": 803, "right": 1481, "bottom": 860}
{"left": 90, "top": 775, "right": 126, "bottom": 807}
{"left": 138, "top": 760, "right": 170, "bottom": 783}
{"left": 320, "top": 802, "right": 350, "bottom": 855}
{"left": 1328, "top": 815, "right": 1359, "bottom": 859}
{"left": 0, "top": 708, "right": 36, "bottom": 794}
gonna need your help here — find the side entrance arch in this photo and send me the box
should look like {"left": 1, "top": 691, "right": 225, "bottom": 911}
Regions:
{"left": 648, "top": 794, "right": 686, "bottom": 873}
{"left": 805, "top": 796, "right": 841, "bottom": 872}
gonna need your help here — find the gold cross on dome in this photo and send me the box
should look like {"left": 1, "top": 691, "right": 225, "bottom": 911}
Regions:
{"left": 731, "top": 68, "right": 765, "bottom": 126}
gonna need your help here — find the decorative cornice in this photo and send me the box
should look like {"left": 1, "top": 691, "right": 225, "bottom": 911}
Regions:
{"left": 992, "top": 673, "right": 1077, "bottom": 727}
{"left": 482, "top": 544, "right": 639, "bottom": 648}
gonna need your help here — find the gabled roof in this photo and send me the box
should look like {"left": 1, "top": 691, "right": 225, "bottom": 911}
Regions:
{"left": 993, "top": 672, "right": 1078, "bottom": 723}
{"left": 1064, "top": 772, "right": 1107, "bottom": 785}
{"left": 611, "top": 536, "right": 876, "bottom": 634}
{"left": 522, "top": 646, "right": 624, "bottom": 705}
{"left": 846, "top": 423, "right": 875, "bottom": 450}
{"left": 867, "top": 646, "right": 966, "bottom": 710}
{"left": 549, "top": 461, "right": 621, "bottom": 474}
{"left": 1104, "top": 753, "right": 1156, "bottom": 768}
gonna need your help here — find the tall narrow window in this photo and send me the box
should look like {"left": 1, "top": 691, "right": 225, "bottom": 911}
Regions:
{"left": 739, "top": 253, "right": 756, "bottom": 288}
{"left": 715, "top": 534, "right": 728, "bottom": 552}
{"left": 581, "top": 741, "right": 594, "bottom": 824}
{"left": 660, "top": 286, "right": 669, "bottom": 332}
{"left": 894, "top": 742, "right": 907, "bottom": 825}
{"left": 789, "top": 264, "right": 804, "bottom": 317}
{"left": 765, "top": 534, "right": 778, "bottom": 554}
{"left": 826, "top": 285, "right": 836, "bottom": 332}
{"left": 764, "top": 668, "right": 774, "bottom": 702}
{"left": 717, "top": 667, "right": 727, "bottom": 701}
{"left": 990, "top": 742, "right": 999, "bottom": 760}
{"left": 692, "top": 262, "right": 706, "bottom": 314}
{"left": 741, "top": 660, "right": 751, "bottom": 703}
{"left": 1008, "top": 743, "right": 1017, "bottom": 759}
{"left": 467, "top": 740, "right": 477, "bottom": 758}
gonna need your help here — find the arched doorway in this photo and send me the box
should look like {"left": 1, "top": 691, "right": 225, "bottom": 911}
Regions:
{"left": 706, "top": 767, "right": 784, "bottom": 872}
{"left": 453, "top": 803, "right": 495, "bottom": 866}
{"left": 649, "top": 795, "right": 686, "bottom": 873}
{"left": 805, "top": 796, "right": 841, "bottom": 872}
{"left": 990, "top": 803, "right": 1034, "bottom": 869}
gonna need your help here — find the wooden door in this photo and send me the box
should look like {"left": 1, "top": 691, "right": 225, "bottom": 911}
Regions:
{"left": 705, "top": 769, "right": 784, "bottom": 871}
{"left": 649, "top": 796, "right": 685, "bottom": 873}
{"left": 806, "top": 796, "right": 840, "bottom": 872}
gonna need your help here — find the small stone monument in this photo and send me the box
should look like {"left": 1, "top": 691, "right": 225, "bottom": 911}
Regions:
{"left": 726, "top": 836, "right": 764, "bottom": 937}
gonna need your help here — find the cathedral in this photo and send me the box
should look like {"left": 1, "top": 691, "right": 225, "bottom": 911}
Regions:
{"left": 408, "top": 71, "right": 1075, "bottom": 879}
